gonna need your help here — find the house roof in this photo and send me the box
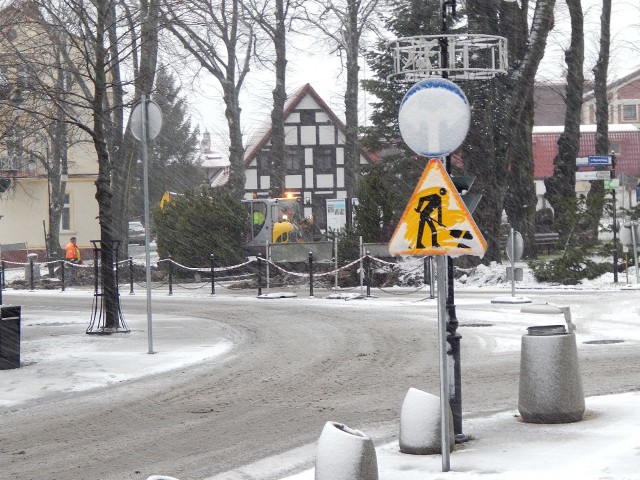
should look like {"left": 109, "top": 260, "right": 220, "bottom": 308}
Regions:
{"left": 532, "top": 125, "right": 640, "bottom": 179}
{"left": 583, "top": 69, "right": 640, "bottom": 102}
{"left": 243, "top": 83, "right": 374, "bottom": 166}
{"left": 533, "top": 83, "right": 568, "bottom": 126}
{"left": 534, "top": 68, "right": 640, "bottom": 126}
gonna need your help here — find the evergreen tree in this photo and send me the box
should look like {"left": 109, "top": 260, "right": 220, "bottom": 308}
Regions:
{"left": 358, "top": 0, "right": 443, "bottom": 237}
{"left": 129, "top": 67, "right": 204, "bottom": 222}
{"left": 154, "top": 188, "right": 249, "bottom": 267}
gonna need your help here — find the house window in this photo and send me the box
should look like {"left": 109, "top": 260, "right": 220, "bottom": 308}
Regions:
{"left": 257, "top": 151, "right": 271, "bottom": 173}
{"left": 61, "top": 194, "right": 71, "bottom": 231}
{"left": 622, "top": 104, "right": 638, "bottom": 122}
{"left": 314, "top": 146, "right": 335, "bottom": 172}
{"left": 285, "top": 147, "right": 303, "bottom": 171}
{"left": 299, "top": 110, "right": 316, "bottom": 125}
{"left": 610, "top": 142, "right": 621, "bottom": 155}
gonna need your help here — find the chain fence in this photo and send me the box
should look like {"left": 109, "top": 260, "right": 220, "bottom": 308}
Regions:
{"left": 0, "top": 251, "right": 436, "bottom": 299}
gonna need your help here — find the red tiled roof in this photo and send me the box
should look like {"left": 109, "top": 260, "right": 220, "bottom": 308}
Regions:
{"left": 532, "top": 125, "right": 640, "bottom": 179}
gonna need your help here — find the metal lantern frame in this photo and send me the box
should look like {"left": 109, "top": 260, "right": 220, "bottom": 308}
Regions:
{"left": 388, "top": 34, "right": 508, "bottom": 81}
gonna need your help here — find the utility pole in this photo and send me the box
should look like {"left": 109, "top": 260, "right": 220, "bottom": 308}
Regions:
{"left": 611, "top": 152, "right": 618, "bottom": 283}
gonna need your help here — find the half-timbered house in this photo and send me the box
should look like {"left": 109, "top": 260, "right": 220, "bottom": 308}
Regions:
{"left": 243, "top": 83, "right": 374, "bottom": 231}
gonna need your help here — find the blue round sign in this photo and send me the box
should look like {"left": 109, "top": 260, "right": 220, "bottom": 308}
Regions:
{"left": 398, "top": 78, "right": 471, "bottom": 157}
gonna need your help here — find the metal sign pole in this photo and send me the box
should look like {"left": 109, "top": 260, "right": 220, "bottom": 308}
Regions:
{"left": 266, "top": 243, "right": 270, "bottom": 293}
{"left": 436, "top": 254, "right": 451, "bottom": 472}
{"left": 334, "top": 237, "right": 339, "bottom": 289}
{"left": 141, "top": 94, "right": 154, "bottom": 355}
{"left": 510, "top": 228, "right": 516, "bottom": 297}
{"left": 631, "top": 221, "right": 639, "bottom": 284}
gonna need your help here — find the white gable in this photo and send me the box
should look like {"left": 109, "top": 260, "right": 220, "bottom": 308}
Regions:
{"left": 296, "top": 93, "right": 321, "bottom": 110}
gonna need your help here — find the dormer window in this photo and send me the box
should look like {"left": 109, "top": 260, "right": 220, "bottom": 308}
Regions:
{"left": 622, "top": 104, "right": 638, "bottom": 122}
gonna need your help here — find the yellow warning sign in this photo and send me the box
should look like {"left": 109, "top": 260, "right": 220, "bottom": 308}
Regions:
{"left": 388, "top": 158, "right": 486, "bottom": 257}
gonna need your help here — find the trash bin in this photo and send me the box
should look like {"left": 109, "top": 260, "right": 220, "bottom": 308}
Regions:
{"left": 518, "top": 324, "right": 584, "bottom": 423}
{"left": 0, "top": 305, "right": 21, "bottom": 370}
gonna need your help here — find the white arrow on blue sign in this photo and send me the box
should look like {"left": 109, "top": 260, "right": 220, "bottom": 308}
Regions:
{"left": 576, "top": 155, "right": 612, "bottom": 166}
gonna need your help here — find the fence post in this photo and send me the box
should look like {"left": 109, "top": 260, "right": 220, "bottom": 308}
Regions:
{"left": 365, "top": 251, "right": 371, "bottom": 298}
{"left": 168, "top": 255, "right": 173, "bottom": 296}
{"left": 61, "top": 260, "right": 66, "bottom": 292}
{"left": 129, "top": 256, "right": 134, "bottom": 295}
{"left": 334, "top": 237, "right": 339, "bottom": 290}
{"left": 257, "top": 253, "right": 263, "bottom": 296}
{"left": 309, "top": 251, "right": 314, "bottom": 297}
{"left": 93, "top": 247, "right": 99, "bottom": 295}
{"left": 29, "top": 256, "right": 35, "bottom": 291}
{"left": 0, "top": 261, "right": 2, "bottom": 304}
{"left": 210, "top": 253, "right": 215, "bottom": 296}
{"left": 1, "top": 260, "right": 5, "bottom": 289}
{"left": 359, "top": 236, "right": 364, "bottom": 292}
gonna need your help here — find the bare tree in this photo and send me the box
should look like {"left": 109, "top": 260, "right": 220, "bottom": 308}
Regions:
{"left": 0, "top": 3, "right": 78, "bottom": 267}
{"left": 300, "top": 0, "right": 385, "bottom": 198}
{"left": 161, "top": 0, "right": 256, "bottom": 197}
{"left": 543, "top": 0, "right": 584, "bottom": 242}
{"left": 584, "top": 0, "right": 612, "bottom": 242}
{"left": 2, "top": 0, "right": 162, "bottom": 330}
{"left": 462, "top": 0, "right": 557, "bottom": 262}
{"left": 243, "top": 0, "right": 299, "bottom": 198}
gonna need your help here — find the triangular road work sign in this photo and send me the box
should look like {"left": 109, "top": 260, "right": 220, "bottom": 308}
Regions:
{"left": 388, "top": 158, "right": 487, "bottom": 257}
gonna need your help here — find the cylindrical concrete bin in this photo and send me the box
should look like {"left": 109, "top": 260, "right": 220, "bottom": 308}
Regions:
{"left": 315, "top": 421, "right": 378, "bottom": 480}
{"left": 518, "top": 325, "right": 585, "bottom": 424}
{"left": 399, "top": 387, "right": 454, "bottom": 455}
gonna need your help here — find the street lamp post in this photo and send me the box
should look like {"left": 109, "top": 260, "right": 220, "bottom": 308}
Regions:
{"left": 439, "top": 0, "right": 466, "bottom": 444}
{"left": 389, "top": 0, "right": 510, "bottom": 451}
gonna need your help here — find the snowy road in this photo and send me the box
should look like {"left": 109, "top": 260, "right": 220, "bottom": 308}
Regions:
{"left": 0, "top": 287, "right": 638, "bottom": 479}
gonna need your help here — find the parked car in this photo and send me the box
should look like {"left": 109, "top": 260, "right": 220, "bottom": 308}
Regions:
{"left": 128, "top": 221, "right": 146, "bottom": 245}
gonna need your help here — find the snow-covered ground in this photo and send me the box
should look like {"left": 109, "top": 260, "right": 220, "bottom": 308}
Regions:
{"left": 1, "top": 260, "right": 639, "bottom": 480}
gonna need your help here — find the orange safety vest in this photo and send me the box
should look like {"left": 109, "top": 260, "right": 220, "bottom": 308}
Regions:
{"left": 65, "top": 242, "right": 81, "bottom": 262}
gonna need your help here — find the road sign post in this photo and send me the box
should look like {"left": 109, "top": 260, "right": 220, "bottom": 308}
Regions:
{"left": 129, "top": 95, "right": 163, "bottom": 354}
{"left": 389, "top": 159, "right": 486, "bottom": 468}
{"left": 507, "top": 228, "right": 523, "bottom": 297}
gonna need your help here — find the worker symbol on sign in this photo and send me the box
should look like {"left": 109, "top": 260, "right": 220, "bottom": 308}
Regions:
{"left": 388, "top": 158, "right": 487, "bottom": 256}
{"left": 414, "top": 187, "right": 473, "bottom": 249}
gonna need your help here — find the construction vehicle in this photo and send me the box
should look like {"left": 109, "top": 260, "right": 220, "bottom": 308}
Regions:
{"left": 160, "top": 192, "right": 322, "bottom": 255}
{"left": 242, "top": 196, "right": 314, "bottom": 250}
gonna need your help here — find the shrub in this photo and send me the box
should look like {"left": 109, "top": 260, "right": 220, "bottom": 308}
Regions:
{"left": 154, "top": 188, "right": 249, "bottom": 267}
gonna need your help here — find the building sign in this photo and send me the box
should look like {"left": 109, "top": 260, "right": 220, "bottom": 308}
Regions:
{"left": 326, "top": 198, "right": 346, "bottom": 233}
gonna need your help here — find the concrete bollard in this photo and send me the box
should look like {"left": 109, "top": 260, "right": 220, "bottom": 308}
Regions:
{"left": 315, "top": 421, "right": 378, "bottom": 480}
{"left": 399, "top": 387, "right": 454, "bottom": 455}
{"left": 518, "top": 325, "right": 585, "bottom": 423}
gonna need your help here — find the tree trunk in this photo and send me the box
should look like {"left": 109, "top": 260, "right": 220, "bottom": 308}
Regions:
{"left": 543, "top": 0, "right": 584, "bottom": 243}
{"left": 504, "top": 92, "right": 538, "bottom": 258}
{"left": 463, "top": 0, "right": 556, "bottom": 263}
{"left": 343, "top": 2, "right": 361, "bottom": 200}
{"left": 269, "top": 0, "right": 287, "bottom": 198}
{"left": 586, "top": 0, "right": 612, "bottom": 241}
{"left": 94, "top": 0, "right": 120, "bottom": 330}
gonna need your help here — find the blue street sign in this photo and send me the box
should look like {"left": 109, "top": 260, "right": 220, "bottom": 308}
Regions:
{"left": 588, "top": 155, "right": 612, "bottom": 166}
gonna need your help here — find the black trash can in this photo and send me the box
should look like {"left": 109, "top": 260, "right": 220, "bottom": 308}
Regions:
{"left": 0, "top": 305, "right": 21, "bottom": 370}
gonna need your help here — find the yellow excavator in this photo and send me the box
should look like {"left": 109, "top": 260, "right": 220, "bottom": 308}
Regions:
{"left": 243, "top": 196, "right": 308, "bottom": 248}
{"left": 161, "top": 192, "right": 320, "bottom": 254}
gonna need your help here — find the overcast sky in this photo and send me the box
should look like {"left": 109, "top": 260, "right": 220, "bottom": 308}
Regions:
{"left": 187, "top": 0, "right": 640, "bottom": 152}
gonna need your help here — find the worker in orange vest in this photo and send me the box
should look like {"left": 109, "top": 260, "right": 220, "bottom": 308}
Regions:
{"left": 65, "top": 237, "right": 82, "bottom": 264}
